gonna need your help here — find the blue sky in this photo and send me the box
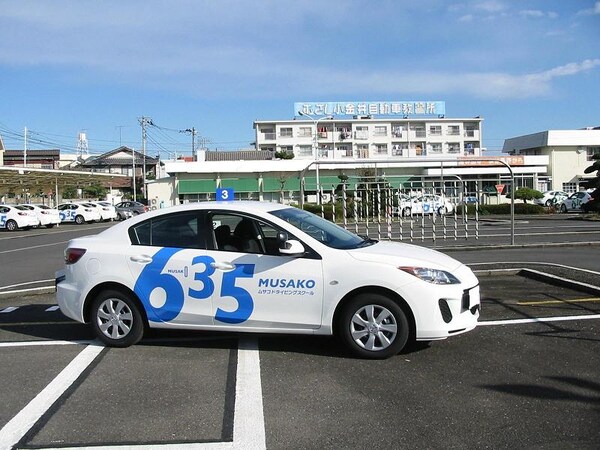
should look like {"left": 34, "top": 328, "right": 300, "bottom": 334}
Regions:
{"left": 0, "top": 0, "right": 599, "bottom": 157}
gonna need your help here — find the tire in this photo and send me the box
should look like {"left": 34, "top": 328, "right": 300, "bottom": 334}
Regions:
{"left": 6, "top": 219, "right": 18, "bottom": 231}
{"left": 437, "top": 206, "right": 447, "bottom": 216}
{"left": 75, "top": 215, "right": 85, "bottom": 225}
{"left": 560, "top": 204, "right": 567, "bottom": 213}
{"left": 338, "top": 293, "right": 409, "bottom": 359}
{"left": 402, "top": 207, "right": 411, "bottom": 217}
{"left": 45, "top": 224, "right": 55, "bottom": 228}
{"left": 90, "top": 290, "right": 145, "bottom": 347}
{"left": 545, "top": 199, "right": 552, "bottom": 207}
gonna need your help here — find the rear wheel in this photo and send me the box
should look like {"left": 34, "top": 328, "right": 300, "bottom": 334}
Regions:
{"left": 90, "top": 290, "right": 145, "bottom": 347}
{"left": 338, "top": 293, "right": 409, "bottom": 359}
{"left": 75, "top": 215, "right": 85, "bottom": 224}
{"left": 45, "top": 224, "right": 56, "bottom": 228}
{"left": 560, "top": 204, "right": 567, "bottom": 213}
{"left": 6, "top": 220, "right": 18, "bottom": 231}
{"left": 402, "top": 207, "right": 411, "bottom": 217}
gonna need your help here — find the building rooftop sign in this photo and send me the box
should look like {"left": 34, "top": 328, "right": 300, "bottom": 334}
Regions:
{"left": 294, "top": 101, "right": 446, "bottom": 118}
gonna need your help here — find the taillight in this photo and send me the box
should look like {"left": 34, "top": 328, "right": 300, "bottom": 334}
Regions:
{"left": 65, "top": 248, "right": 87, "bottom": 264}
{"left": 144, "top": 206, "right": 148, "bottom": 212}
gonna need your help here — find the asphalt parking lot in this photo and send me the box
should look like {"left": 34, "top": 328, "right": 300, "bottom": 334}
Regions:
{"left": 1, "top": 269, "right": 599, "bottom": 449}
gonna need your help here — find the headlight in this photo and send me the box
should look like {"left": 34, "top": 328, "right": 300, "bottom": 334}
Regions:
{"left": 399, "top": 266, "right": 461, "bottom": 284}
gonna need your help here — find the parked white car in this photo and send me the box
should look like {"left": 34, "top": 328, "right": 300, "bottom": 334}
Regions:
{"left": 58, "top": 203, "right": 102, "bottom": 224}
{"left": 91, "top": 201, "right": 118, "bottom": 222}
{"left": 557, "top": 191, "right": 592, "bottom": 213}
{"left": 398, "top": 194, "right": 455, "bottom": 217}
{"left": 56, "top": 201, "right": 480, "bottom": 359}
{"left": 535, "top": 190, "right": 569, "bottom": 207}
{"left": 18, "top": 204, "right": 61, "bottom": 228}
{"left": 0, "top": 205, "right": 39, "bottom": 231}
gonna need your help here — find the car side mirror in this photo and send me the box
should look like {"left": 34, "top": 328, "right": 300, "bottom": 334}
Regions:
{"left": 279, "top": 239, "right": 305, "bottom": 256}
{"left": 277, "top": 232, "right": 304, "bottom": 255}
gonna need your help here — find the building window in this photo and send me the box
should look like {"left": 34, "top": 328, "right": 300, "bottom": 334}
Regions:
{"left": 374, "top": 144, "right": 388, "bottom": 155}
{"left": 429, "top": 143, "right": 442, "bottom": 153}
{"left": 297, "top": 145, "right": 312, "bottom": 156}
{"left": 337, "top": 126, "right": 351, "bottom": 140}
{"left": 392, "top": 144, "right": 407, "bottom": 156}
{"left": 464, "top": 123, "right": 478, "bottom": 137}
{"left": 356, "top": 144, "right": 369, "bottom": 158}
{"left": 338, "top": 145, "right": 352, "bottom": 157}
{"left": 448, "top": 143, "right": 460, "bottom": 154}
{"left": 391, "top": 125, "right": 404, "bottom": 137}
{"left": 447, "top": 125, "right": 460, "bottom": 136}
{"left": 411, "top": 124, "right": 426, "bottom": 138}
{"left": 429, "top": 125, "right": 442, "bottom": 136}
{"left": 298, "top": 127, "right": 312, "bottom": 137}
{"left": 464, "top": 143, "right": 476, "bottom": 155}
{"left": 279, "top": 127, "right": 293, "bottom": 138}
{"left": 374, "top": 126, "right": 387, "bottom": 137}
{"left": 261, "top": 128, "right": 275, "bottom": 140}
{"left": 354, "top": 126, "right": 369, "bottom": 140}
{"left": 587, "top": 147, "right": 600, "bottom": 161}
{"left": 279, "top": 146, "right": 293, "bottom": 153}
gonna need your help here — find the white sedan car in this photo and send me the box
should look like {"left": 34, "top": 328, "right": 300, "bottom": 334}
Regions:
{"left": 58, "top": 203, "right": 102, "bottom": 224}
{"left": 558, "top": 191, "right": 592, "bottom": 213}
{"left": 91, "top": 201, "right": 118, "bottom": 222}
{"left": 56, "top": 201, "right": 480, "bottom": 359}
{"left": 0, "top": 205, "right": 39, "bottom": 231}
{"left": 18, "top": 204, "right": 61, "bottom": 228}
{"left": 399, "top": 194, "right": 455, "bottom": 217}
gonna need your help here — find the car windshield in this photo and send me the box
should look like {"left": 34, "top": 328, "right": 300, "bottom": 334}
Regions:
{"left": 269, "top": 207, "right": 375, "bottom": 250}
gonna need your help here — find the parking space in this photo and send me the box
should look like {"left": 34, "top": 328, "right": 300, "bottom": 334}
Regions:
{"left": 0, "top": 272, "right": 599, "bottom": 449}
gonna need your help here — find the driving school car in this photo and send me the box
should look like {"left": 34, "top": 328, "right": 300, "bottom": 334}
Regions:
{"left": 0, "top": 205, "right": 39, "bottom": 231}
{"left": 56, "top": 201, "right": 480, "bottom": 359}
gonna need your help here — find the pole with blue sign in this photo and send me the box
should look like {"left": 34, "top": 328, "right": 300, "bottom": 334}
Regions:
{"left": 216, "top": 188, "right": 234, "bottom": 201}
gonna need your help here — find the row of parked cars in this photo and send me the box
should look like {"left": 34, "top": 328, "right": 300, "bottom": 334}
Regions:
{"left": 0, "top": 201, "right": 147, "bottom": 231}
{"left": 535, "top": 190, "right": 598, "bottom": 213}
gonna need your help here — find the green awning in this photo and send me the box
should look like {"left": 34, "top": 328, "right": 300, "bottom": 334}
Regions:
{"left": 219, "top": 178, "right": 259, "bottom": 193}
{"left": 178, "top": 179, "right": 217, "bottom": 194}
{"left": 262, "top": 177, "right": 301, "bottom": 192}
{"left": 303, "top": 176, "right": 341, "bottom": 190}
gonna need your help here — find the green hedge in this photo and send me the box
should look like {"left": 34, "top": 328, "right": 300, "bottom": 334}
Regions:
{"left": 457, "top": 203, "right": 545, "bottom": 215}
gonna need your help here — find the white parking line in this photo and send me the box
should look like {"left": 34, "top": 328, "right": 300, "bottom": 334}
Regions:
{"left": 0, "top": 343, "right": 105, "bottom": 450}
{"left": 0, "top": 338, "right": 266, "bottom": 450}
{"left": 478, "top": 314, "right": 600, "bottom": 326}
{"left": 0, "top": 307, "right": 19, "bottom": 313}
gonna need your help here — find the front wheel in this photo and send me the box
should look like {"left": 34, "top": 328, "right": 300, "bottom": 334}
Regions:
{"left": 402, "top": 207, "right": 411, "bottom": 217}
{"left": 90, "top": 290, "right": 145, "bottom": 347}
{"left": 6, "top": 219, "right": 18, "bottom": 231}
{"left": 338, "top": 293, "right": 409, "bottom": 359}
{"left": 560, "top": 204, "right": 568, "bottom": 213}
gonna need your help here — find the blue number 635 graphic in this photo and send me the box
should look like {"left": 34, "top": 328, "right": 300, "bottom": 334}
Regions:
{"left": 133, "top": 248, "right": 255, "bottom": 324}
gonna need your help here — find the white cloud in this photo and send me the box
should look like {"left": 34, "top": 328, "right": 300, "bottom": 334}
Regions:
{"left": 474, "top": 1, "right": 506, "bottom": 13}
{"left": 576, "top": 1, "right": 600, "bottom": 16}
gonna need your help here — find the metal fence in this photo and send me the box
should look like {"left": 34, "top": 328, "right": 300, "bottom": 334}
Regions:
{"left": 299, "top": 158, "right": 516, "bottom": 245}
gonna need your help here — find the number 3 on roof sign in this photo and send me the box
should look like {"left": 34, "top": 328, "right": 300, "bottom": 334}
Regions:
{"left": 217, "top": 188, "right": 234, "bottom": 201}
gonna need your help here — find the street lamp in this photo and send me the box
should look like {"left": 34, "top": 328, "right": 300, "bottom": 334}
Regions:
{"left": 297, "top": 111, "right": 334, "bottom": 204}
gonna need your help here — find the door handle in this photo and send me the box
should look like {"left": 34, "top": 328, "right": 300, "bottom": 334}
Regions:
{"left": 130, "top": 255, "right": 153, "bottom": 263}
{"left": 210, "top": 261, "right": 236, "bottom": 271}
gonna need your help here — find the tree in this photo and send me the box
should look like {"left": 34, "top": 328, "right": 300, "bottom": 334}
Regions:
{"left": 511, "top": 187, "right": 543, "bottom": 204}
{"left": 274, "top": 150, "right": 294, "bottom": 160}
{"left": 581, "top": 152, "right": 600, "bottom": 213}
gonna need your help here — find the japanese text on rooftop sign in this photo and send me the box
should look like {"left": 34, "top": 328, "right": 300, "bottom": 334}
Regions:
{"left": 294, "top": 101, "right": 446, "bottom": 118}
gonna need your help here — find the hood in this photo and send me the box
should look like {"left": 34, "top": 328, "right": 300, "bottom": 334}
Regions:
{"left": 347, "top": 240, "right": 462, "bottom": 272}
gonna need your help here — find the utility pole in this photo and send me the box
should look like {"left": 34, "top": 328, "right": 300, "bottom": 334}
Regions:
{"left": 23, "top": 126, "right": 27, "bottom": 167}
{"left": 132, "top": 147, "right": 137, "bottom": 202}
{"left": 139, "top": 116, "right": 153, "bottom": 199}
{"left": 183, "top": 127, "right": 197, "bottom": 160}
